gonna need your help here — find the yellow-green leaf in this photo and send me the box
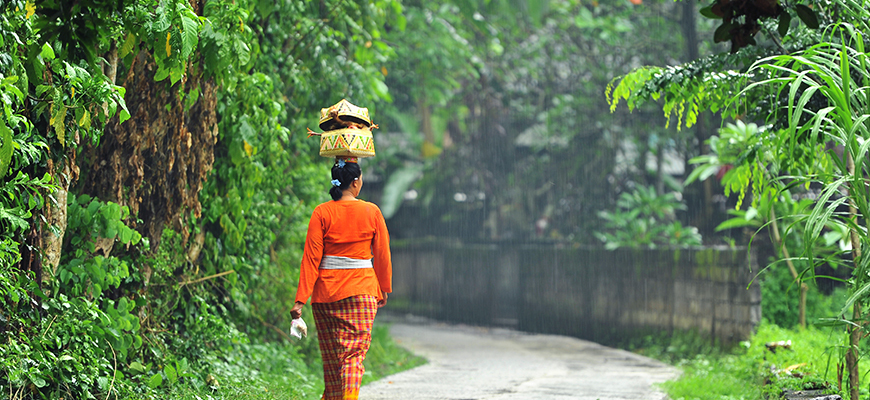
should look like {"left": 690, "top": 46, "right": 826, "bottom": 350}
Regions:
{"left": 120, "top": 33, "right": 137, "bottom": 59}
{"left": 50, "top": 104, "right": 68, "bottom": 146}
{"left": 40, "top": 43, "right": 55, "bottom": 60}
{"left": 78, "top": 109, "right": 91, "bottom": 130}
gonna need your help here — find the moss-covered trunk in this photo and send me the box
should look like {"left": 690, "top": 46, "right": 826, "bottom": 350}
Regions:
{"left": 80, "top": 49, "right": 217, "bottom": 248}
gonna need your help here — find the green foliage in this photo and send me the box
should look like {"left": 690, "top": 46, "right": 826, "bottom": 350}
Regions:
{"left": 741, "top": 322, "right": 855, "bottom": 398}
{"left": 670, "top": 4, "right": 870, "bottom": 397}
{"left": 0, "top": 195, "right": 152, "bottom": 399}
{"left": 687, "top": 117, "right": 850, "bottom": 252}
{"left": 111, "top": 324, "right": 423, "bottom": 400}
{"left": 621, "top": 328, "right": 728, "bottom": 366}
{"left": 1, "top": 265, "right": 139, "bottom": 398}
{"left": 365, "top": 2, "right": 481, "bottom": 222}
{"left": 686, "top": 121, "right": 775, "bottom": 210}
{"left": 0, "top": 171, "right": 53, "bottom": 235}
{"left": 607, "top": 58, "right": 745, "bottom": 131}
{"left": 762, "top": 262, "right": 849, "bottom": 329}
{"left": 606, "top": 49, "right": 781, "bottom": 131}
{"left": 0, "top": 1, "right": 59, "bottom": 256}
{"left": 740, "top": 23, "right": 870, "bottom": 323}
{"left": 378, "top": 0, "right": 700, "bottom": 242}
{"left": 13, "top": 35, "right": 129, "bottom": 149}
{"left": 605, "top": 2, "right": 842, "bottom": 133}
{"left": 383, "top": 2, "right": 478, "bottom": 109}
{"left": 0, "top": 0, "right": 415, "bottom": 398}
{"left": 663, "top": 351, "right": 764, "bottom": 400}
{"left": 3, "top": 218, "right": 262, "bottom": 399}
{"left": 642, "top": 322, "right": 860, "bottom": 400}
{"left": 595, "top": 185, "right": 702, "bottom": 249}
{"left": 699, "top": 0, "right": 822, "bottom": 53}
{"left": 197, "top": 0, "right": 404, "bottom": 347}
{"left": 148, "top": 342, "right": 315, "bottom": 399}
{"left": 34, "top": 49, "right": 131, "bottom": 145}
{"left": 66, "top": 194, "right": 143, "bottom": 248}
{"left": 200, "top": 0, "right": 253, "bottom": 79}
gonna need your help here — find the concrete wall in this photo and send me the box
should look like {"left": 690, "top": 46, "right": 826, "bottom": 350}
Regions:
{"left": 388, "top": 242, "right": 760, "bottom": 345}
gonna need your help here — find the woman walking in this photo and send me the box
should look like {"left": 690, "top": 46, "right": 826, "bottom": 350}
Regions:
{"left": 290, "top": 157, "right": 392, "bottom": 400}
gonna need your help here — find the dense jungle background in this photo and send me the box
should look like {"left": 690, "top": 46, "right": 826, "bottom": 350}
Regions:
{"left": 3, "top": 0, "right": 870, "bottom": 398}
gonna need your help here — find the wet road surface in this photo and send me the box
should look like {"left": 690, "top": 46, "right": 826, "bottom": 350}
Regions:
{"left": 363, "top": 315, "right": 679, "bottom": 400}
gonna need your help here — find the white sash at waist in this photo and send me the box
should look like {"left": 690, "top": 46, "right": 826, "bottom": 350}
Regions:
{"left": 320, "top": 255, "right": 373, "bottom": 270}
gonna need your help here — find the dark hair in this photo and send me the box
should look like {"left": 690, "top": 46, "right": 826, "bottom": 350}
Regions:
{"left": 329, "top": 161, "right": 362, "bottom": 201}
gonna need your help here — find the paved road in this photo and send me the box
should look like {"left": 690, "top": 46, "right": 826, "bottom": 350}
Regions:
{"left": 363, "top": 316, "right": 680, "bottom": 400}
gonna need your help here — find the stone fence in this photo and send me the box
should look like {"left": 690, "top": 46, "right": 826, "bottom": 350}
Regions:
{"left": 388, "top": 241, "right": 761, "bottom": 345}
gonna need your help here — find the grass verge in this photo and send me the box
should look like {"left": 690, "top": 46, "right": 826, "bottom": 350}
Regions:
{"left": 133, "top": 323, "right": 424, "bottom": 400}
{"left": 625, "top": 321, "right": 867, "bottom": 400}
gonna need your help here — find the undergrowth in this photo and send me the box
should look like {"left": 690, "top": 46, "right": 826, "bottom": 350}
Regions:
{"left": 119, "top": 323, "right": 423, "bottom": 400}
{"left": 0, "top": 201, "right": 421, "bottom": 400}
{"left": 617, "top": 261, "right": 861, "bottom": 400}
{"left": 624, "top": 321, "right": 868, "bottom": 400}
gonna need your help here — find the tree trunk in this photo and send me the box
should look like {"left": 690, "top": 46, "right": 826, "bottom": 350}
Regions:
{"left": 80, "top": 49, "right": 217, "bottom": 248}
{"left": 40, "top": 152, "right": 78, "bottom": 282}
{"left": 419, "top": 97, "right": 438, "bottom": 158}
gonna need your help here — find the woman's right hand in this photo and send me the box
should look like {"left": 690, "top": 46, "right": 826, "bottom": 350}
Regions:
{"left": 290, "top": 301, "right": 305, "bottom": 319}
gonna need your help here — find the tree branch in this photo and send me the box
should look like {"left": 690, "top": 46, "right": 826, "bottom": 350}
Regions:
{"left": 179, "top": 270, "right": 235, "bottom": 286}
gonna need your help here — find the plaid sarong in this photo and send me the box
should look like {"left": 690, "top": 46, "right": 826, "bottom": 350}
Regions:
{"left": 313, "top": 295, "right": 378, "bottom": 400}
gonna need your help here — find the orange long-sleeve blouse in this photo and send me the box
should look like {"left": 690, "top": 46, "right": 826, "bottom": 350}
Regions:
{"left": 294, "top": 199, "right": 392, "bottom": 304}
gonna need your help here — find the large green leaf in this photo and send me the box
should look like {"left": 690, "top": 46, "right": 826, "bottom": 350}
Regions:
{"left": 165, "top": 364, "right": 177, "bottom": 384}
{"left": 793, "top": 4, "right": 819, "bottom": 29}
{"left": 715, "top": 216, "right": 760, "bottom": 232}
{"left": 147, "top": 373, "right": 163, "bottom": 389}
{"left": 699, "top": 5, "right": 721, "bottom": 19}
{"left": 777, "top": 11, "right": 791, "bottom": 37}
{"left": 180, "top": 9, "right": 200, "bottom": 59}
{"left": 0, "top": 121, "right": 12, "bottom": 179}
{"left": 714, "top": 21, "right": 735, "bottom": 43}
{"left": 39, "top": 42, "right": 55, "bottom": 60}
{"left": 50, "top": 104, "right": 67, "bottom": 146}
{"left": 380, "top": 164, "right": 423, "bottom": 219}
{"left": 0, "top": 206, "right": 30, "bottom": 232}
{"left": 119, "top": 33, "right": 137, "bottom": 58}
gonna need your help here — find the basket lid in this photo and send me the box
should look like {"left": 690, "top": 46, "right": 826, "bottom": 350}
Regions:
{"left": 319, "top": 99, "right": 372, "bottom": 131}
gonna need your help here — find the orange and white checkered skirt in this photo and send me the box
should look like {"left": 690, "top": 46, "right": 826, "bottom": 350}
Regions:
{"left": 312, "top": 295, "right": 378, "bottom": 400}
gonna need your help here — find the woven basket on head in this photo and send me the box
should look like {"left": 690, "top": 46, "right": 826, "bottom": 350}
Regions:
{"left": 310, "top": 99, "right": 377, "bottom": 159}
{"left": 319, "top": 127, "right": 376, "bottom": 158}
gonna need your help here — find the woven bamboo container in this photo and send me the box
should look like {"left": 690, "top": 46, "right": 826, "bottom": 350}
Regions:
{"left": 319, "top": 127, "right": 376, "bottom": 158}
{"left": 312, "top": 99, "right": 377, "bottom": 159}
